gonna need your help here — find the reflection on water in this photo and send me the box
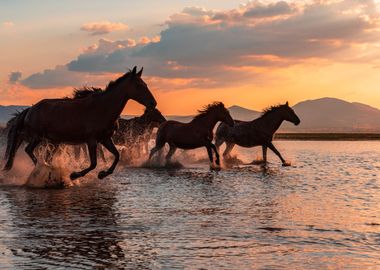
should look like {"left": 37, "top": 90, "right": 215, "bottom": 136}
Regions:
{"left": 0, "top": 141, "right": 379, "bottom": 269}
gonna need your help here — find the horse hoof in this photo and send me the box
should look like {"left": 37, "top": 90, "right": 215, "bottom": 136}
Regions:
{"left": 210, "top": 164, "right": 221, "bottom": 171}
{"left": 282, "top": 162, "right": 291, "bottom": 167}
{"left": 98, "top": 171, "right": 109, "bottom": 179}
{"left": 70, "top": 172, "right": 81, "bottom": 180}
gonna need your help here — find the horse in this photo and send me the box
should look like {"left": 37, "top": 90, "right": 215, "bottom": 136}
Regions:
{"left": 3, "top": 66, "right": 157, "bottom": 180}
{"left": 3, "top": 88, "right": 110, "bottom": 166}
{"left": 215, "top": 102, "right": 300, "bottom": 166}
{"left": 148, "top": 102, "right": 234, "bottom": 167}
{"left": 113, "top": 108, "right": 166, "bottom": 158}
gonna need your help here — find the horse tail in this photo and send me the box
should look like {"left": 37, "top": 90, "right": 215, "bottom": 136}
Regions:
{"left": 3, "top": 108, "right": 29, "bottom": 171}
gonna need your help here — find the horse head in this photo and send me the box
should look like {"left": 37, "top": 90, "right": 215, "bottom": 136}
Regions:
{"left": 127, "top": 66, "right": 157, "bottom": 110}
{"left": 143, "top": 108, "right": 166, "bottom": 127}
{"left": 281, "top": 102, "right": 301, "bottom": 126}
{"left": 215, "top": 102, "right": 234, "bottom": 127}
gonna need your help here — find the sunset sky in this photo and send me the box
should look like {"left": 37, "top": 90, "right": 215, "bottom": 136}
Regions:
{"left": 1, "top": 0, "right": 380, "bottom": 115}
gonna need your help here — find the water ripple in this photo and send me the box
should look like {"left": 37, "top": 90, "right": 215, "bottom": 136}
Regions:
{"left": 0, "top": 141, "right": 379, "bottom": 269}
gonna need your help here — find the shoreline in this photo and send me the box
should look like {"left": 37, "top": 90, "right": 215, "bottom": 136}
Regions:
{"left": 274, "top": 133, "right": 380, "bottom": 141}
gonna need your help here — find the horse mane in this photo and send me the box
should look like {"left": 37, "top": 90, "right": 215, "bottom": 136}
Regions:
{"left": 105, "top": 70, "right": 131, "bottom": 91}
{"left": 72, "top": 87, "right": 103, "bottom": 99}
{"left": 71, "top": 70, "right": 132, "bottom": 99}
{"left": 193, "top": 102, "right": 225, "bottom": 120}
{"left": 260, "top": 104, "right": 284, "bottom": 117}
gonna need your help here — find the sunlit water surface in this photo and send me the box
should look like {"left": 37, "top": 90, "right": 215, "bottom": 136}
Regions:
{"left": 0, "top": 141, "right": 379, "bottom": 269}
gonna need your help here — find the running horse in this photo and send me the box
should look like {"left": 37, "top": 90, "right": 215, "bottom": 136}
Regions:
{"left": 215, "top": 102, "right": 300, "bottom": 166}
{"left": 3, "top": 67, "right": 157, "bottom": 179}
{"left": 149, "top": 102, "right": 234, "bottom": 167}
{"left": 113, "top": 108, "right": 166, "bottom": 156}
{"left": 4, "top": 87, "right": 107, "bottom": 166}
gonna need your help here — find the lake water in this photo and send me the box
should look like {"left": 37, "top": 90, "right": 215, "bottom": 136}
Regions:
{"left": 0, "top": 141, "right": 379, "bottom": 269}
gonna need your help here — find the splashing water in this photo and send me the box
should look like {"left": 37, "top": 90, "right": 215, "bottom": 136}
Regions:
{"left": 0, "top": 130, "right": 251, "bottom": 188}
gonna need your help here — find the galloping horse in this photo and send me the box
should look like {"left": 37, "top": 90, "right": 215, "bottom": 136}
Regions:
{"left": 149, "top": 102, "right": 234, "bottom": 166}
{"left": 215, "top": 102, "right": 300, "bottom": 166}
{"left": 4, "top": 88, "right": 108, "bottom": 166}
{"left": 114, "top": 108, "right": 166, "bottom": 158}
{"left": 3, "top": 66, "right": 157, "bottom": 179}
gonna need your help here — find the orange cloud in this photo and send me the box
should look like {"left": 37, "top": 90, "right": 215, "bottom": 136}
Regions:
{"left": 4, "top": 1, "right": 380, "bottom": 115}
{"left": 80, "top": 21, "right": 128, "bottom": 35}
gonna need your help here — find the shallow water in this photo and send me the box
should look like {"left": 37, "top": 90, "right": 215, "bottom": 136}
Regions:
{"left": 0, "top": 141, "right": 379, "bottom": 269}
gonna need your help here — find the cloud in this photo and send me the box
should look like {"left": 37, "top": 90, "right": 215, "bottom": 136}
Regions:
{"left": 80, "top": 21, "right": 128, "bottom": 35}
{"left": 21, "top": 0, "right": 380, "bottom": 89}
{"left": 22, "top": 65, "right": 92, "bottom": 89}
{"left": 243, "top": 1, "right": 296, "bottom": 18}
{"left": 2, "top": 21, "right": 14, "bottom": 27}
{"left": 8, "top": 71, "right": 22, "bottom": 84}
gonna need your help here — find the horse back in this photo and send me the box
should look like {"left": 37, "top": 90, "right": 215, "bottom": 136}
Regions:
{"left": 155, "top": 120, "right": 212, "bottom": 149}
{"left": 216, "top": 119, "right": 247, "bottom": 138}
{"left": 24, "top": 98, "right": 116, "bottom": 142}
{"left": 216, "top": 118, "right": 272, "bottom": 147}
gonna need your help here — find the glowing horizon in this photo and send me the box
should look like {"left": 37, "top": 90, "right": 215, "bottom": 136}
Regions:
{"left": 1, "top": 0, "right": 380, "bottom": 115}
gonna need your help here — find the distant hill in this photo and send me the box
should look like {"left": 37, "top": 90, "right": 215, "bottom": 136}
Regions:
{"left": 2, "top": 98, "right": 380, "bottom": 132}
{"left": 283, "top": 98, "right": 380, "bottom": 132}
{"left": 155, "top": 98, "right": 380, "bottom": 133}
{"left": 147, "top": 105, "right": 260, "bottom": 123}
{"left": 0, "top": 105, "right": 29, "bottom": 126}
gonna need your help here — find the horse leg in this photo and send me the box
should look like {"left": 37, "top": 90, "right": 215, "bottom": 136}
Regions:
{"left": 165, "top": 145, "right": 177, "bottom": 164}
{"left": 98, "top": 138, "right": 119, "bottom": 179}
{"left": 25, "top": 138, "right": 41, "bottom": 165}
{"left": 266, "top": 142, "right": 289, "bottom": 166}
{"left": 206, "top": 145, "right": 214, "bottom": 165}
{"left": 149, "top": 142, "right": 164, "bottom": 160}
{"left": 223, "top": 142, "right": 235, "bottom": 159}
{"left": 262, "top": 145, "right": 267, "bottom": 164}
{"left": 210, "top": 143, "right": 220, "bottom": 166}
{"left": 98, "top": 145, "right": 106, "bottom": 163}
{"left": 214, "top": 136, "right": 224, "bottom": 153}
{"left": 70, "top": 140, "right": 97, "bottom": 180}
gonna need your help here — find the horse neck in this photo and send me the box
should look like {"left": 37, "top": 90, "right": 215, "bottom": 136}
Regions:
{"left": 101, "top": 80, "right": 131, "bottom": 122}
{"left": 192, "top": 112, "right": 220, "bottom": 133}
{"left": 259, "top": 110, "right": 285, "bottom": 134}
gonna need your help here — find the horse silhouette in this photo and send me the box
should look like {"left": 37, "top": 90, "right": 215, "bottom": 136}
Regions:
{"left": 215, "top": 102, "right": 300, "bottom": 166}
{"left": 4, "top": 88, "right": 107, "bottom": 165}
{"left": 114, "top": 108, "right": 166, "bottom": 145}
{"left": 114, "top": 108, "right": 166, "bottom": 159}
{"left": 3, "top": 66, "right": 157, "bottom": 179}
{"left": 149, "top": 102, "right": 234, "bottom": 166}
{"left": 4, "top": 99, "right": 165, "bottom": 166}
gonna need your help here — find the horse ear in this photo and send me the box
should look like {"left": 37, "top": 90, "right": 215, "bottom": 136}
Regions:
{"left": 137, "top": 67, "right": 143, "bottom": 77}
{"left": 285, "top": 101, "right": 289, "bottom": 106}
{"left": 131, "top": 66, "right": 137, "bottom": 77}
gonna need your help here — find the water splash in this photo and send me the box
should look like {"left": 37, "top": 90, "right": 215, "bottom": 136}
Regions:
{"left": 0, "top": 130, "right": 268, "bottom": 188}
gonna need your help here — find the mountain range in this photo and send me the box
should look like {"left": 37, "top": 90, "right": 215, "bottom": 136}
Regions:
{"left": 163, "top": 97, "right": 380, "bottom": 132}
{"left": 1, "top": 98, "right": 380, "bottom": 132}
